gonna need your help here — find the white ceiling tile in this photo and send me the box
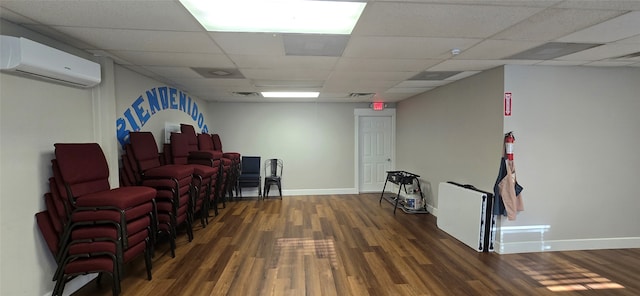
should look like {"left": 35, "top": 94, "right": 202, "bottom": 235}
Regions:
{"left": 0, "top": 1, "right": 202, "bottom": 31}
{"left": 142, "top": 66, "right": 203, "bottom": 79}
{"left": 230, "top": 55, "right": 338, "bottom": 70}
{"left": 1, "top": 0, "right": 637, "bottom": 103}
{"left": 557, "top": 11, "right": 640, "bottom": 43}
{"left": 171, "top": 78, "right": 255, "bottom": 90}
{"left": 0, "top": 6, "right": 38, "bottom": 24}
{"left": 617, "top": 34, "right": 640, "bottom": 44}
{"left": 585, "top": 60, "right": 638, "bottom": 67}
{"left": 240, "top": 69, "right": 331, "bottom": 81}
{"left": 110, "top": 51, "right": 235, "bottom": 67}
{"left": 343, "top": 36, "right": 480, "bottom": 59}
{"left": 354, "top": 2, "right": 543, "bottom": 38}
{"left": 379, "top": 92, "right": 424, "bottom": 102}
{"left": 377, "top": 0, "right": 560, "bottom": 6}
{"left": 429, "top": 59, "right": 538, "bottom": 71}
{"left": 329, "top": 71, "right": 417, "bottom": 81}
{"left": 492, "top": 8, "right": 624, "bottom": 41}
{"left": 393, "top": 81, "right": 448, "bottom": 88}
{"left": 210, "top": 32, "right": 284, "bottom": 56}
{"left": 253, "top": 80, "right": 324, "bottom": 88}
{"left": 444, "top": 71, "right": 482, "bottom": 81}
{"left": 456, "top": 40, "right": 544, "bottom": 59}
{"left": 335, "top": 58, "right": 440, "bottom": 72}
{"left": 386, "top": 87, "right": 434, "bottom": 94}
{"left": 20, "top": 24, "right": 96, "bottom": 50}
{"left": 555, "top": 1, "right": 640, "bottom": 10}
{"left": 536, "top": 60, "right": 589, "bottom": 66}
{"left": 322, "top": 79, "right": 398, "bottom": 93}
{"left": 52, "top": 27, "right": 223, "bottom": 53}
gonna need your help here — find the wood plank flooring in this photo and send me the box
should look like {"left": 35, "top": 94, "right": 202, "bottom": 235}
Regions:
{"left": 72, "top": 193, "right": 640, "bottom": 296}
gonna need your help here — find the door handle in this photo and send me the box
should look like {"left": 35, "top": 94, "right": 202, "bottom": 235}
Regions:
{"left": 387, "top": 158, "right": 391, "bottom": 162}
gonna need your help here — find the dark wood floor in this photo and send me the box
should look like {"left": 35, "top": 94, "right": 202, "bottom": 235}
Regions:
{"left": 72, "top": 193, "right": 640, "bottom": 296}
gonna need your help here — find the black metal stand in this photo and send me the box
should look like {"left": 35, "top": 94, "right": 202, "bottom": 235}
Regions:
{"left": 379, "top": 171, "right": 428, "bottom": 215}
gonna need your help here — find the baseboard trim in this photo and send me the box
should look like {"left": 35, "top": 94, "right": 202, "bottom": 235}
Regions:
{"left": 236, "top": 188, "right": 360, "bottom": 198}
{"left": 284, "top": 188, "right": 358, "bottom": 196}
{"left": 43, "top": 274, "right": 97, "bottom": 296}
{"left": 495, "top": 237, "right": 640, "bottom": 254}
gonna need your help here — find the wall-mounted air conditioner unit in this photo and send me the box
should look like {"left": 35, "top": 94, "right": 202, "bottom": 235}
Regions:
{"left": 0, "top": 35, "right": 101, "bottom": 88}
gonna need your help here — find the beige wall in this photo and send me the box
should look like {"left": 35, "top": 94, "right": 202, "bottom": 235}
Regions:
{"left": 207, "top": 102, "right": 358, "bottom": 192}
{"left": 397, "top": 65, "right": 640, "bottom": 254}
{"left": 0, "top": 72, "right": 97, "bottom": 295}
{"left": 114, "top": 65, "right": 212, "bottom": 153}
{"left": 396, "top": 67, "right": 505, "bottom": 210}
{"left": 499, "top": 65, "right": 640, "bottom": 253}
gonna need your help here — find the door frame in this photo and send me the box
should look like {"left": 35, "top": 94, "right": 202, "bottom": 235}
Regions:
{"left": 354, "top": 108, "right": 396, "bottom": 193}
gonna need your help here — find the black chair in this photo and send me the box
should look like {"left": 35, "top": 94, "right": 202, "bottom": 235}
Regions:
{"left": 263, "top": 159, "right": 283, "bottom": 199}
{"left": 237, "top": 156, "right": 261, "bottom": 198}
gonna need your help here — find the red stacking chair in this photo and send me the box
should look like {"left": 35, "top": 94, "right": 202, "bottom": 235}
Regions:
{"left": 43, "top": 143, "right": 156, "bottom": 295}
{"left": 210, "top": 133, "right": 242, "bottom": 198}
{"left": 52, "top": 144, "right": 156, "bottom": 250}
{"left": 127, "top": 131, "right": 195, "bottom": 257}
{"left": 168, "top": 132, "right": 219, "bottom": 227}
{"left": 180, "top": 124, "right": 227, "bottom": 214}
{"left": 36, "top": 210, "right": 120, "bottom": 296}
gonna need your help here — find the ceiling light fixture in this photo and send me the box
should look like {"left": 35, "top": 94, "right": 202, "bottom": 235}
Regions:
{"left": 261, "top": 91, "right": 319, "bottom": 98}
{"left": 179, "top": 0, "right": 367, "bottom": 34}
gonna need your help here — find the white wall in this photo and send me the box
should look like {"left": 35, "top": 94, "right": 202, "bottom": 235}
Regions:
{"left": 0, "top": 72, "right": 97, "bottom": 295}
{"left": 396, "top": 67, "right": 505, "bottom": 210}
{"left": 397, "top": 64, "right": 640, "bottom": 254}
{"left": 0, "top": 20, "right": 213, "bottom": 295}
{"left": 207, "top": 102, "right": 358, "bottom": 193}
{"left": 114, "top": 65, "right": 212, "bottom": 153}
{"left": 499, "top": 65, "right": 640, "bottom": 253}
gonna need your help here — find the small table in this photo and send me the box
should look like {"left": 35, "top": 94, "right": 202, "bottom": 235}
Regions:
{"left": 379, "top": 171, "right": 427, "bottom": 215}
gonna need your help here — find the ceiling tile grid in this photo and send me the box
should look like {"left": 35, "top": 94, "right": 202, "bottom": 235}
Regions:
{"left": 0, "top": 0, "right": 638, "bottom": 102}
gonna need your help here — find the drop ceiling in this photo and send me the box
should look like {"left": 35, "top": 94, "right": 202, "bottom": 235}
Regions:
{"left": 1, "top": 0, "right": 639, "bottom": 103}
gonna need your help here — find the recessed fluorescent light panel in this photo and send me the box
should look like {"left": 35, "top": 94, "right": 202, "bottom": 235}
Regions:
{"left": 261, "top": 91, "right": 319, "bottom": 98}
{"left": 179, "top": 0, "right": 367, "bottom": 34}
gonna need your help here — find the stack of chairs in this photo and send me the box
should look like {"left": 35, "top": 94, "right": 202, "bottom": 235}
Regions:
{"left": 210, "top": 133, "right": 242, "bottom": 197}
{"left": 180, "top": 124, "right": 229, "bottom": 214}
{"left": 126, "top": 132, "right": 195, "bottom": 257}
{"left": 164, "top": 132, "right": 219, "bottom": 227}
{"left": 37, "top": 143, "right": 157, "bottom": 296}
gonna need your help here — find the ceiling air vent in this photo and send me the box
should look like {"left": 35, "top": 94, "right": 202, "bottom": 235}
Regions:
{"left": 349, "top": 93, "right": 375, "bottom": 99}
{"left": 192, "top": 67, "right": 245, "bottom": 79}
{"left": 409, "top": 71, "right": 461, "bottom": 81}
{"left": 232, "top": 92, "right": 260, "bottom": 97}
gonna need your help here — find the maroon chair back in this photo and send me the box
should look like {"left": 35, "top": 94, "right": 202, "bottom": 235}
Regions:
{"left": 211, "top": 134, "right": 223, "bottom": 152}
{"left": 44, "top": 192, "right": 65, "bottom": 235}
{"left": 170, "top": 133, "right": 191, "bottom": 165}
{"left": 197, "top": 133, "right": 215, "bottom": 151}
{"left": 54, "top": 143, "right": 111, "bottom": 197}
{"left": 180, "top": 124, "right": 200, "bottom": 152}
{"left": 36, "top": 210, "right": 60, "bottom": 255}
{"left": 128, "top": 132, "right": 163, "bottom": 172}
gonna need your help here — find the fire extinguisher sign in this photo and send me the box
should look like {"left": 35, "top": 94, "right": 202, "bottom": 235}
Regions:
{"left": 504, "top": 92, "right": 512, "bottom": 116}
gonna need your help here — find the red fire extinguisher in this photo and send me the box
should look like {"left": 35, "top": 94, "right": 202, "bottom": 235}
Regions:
{"left": 505, "top": 132, "right": 515, "bottom": 160}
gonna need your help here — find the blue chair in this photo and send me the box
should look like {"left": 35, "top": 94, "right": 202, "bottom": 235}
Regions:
{"left": 237, "top": 156, "right": 261, "bottom": 198}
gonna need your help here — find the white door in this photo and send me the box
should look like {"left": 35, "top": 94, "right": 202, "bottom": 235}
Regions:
{"left": 359, "top": 116, "right": 392, "bottom": 192}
